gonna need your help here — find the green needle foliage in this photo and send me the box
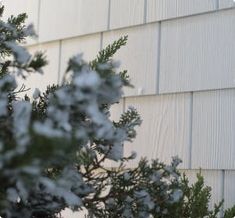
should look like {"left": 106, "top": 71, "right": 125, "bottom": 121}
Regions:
{"left": 224, "top": 205, "right": 235, "bottom": 218}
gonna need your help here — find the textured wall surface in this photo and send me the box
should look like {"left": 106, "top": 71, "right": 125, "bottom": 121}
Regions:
{"left": 3, "top": 0, "right": 235, "bottom": 216}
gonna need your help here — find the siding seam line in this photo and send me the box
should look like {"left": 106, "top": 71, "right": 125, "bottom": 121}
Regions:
{"left": 156, "top": 22, "right": 161, "bottom": 94}
{"left": 122, "top": 97, "right": 126, "bottom": 158}
{"left": 100, "top": 32, "right": 104, "bottom": 50}
{"left": 189, "top": 92, "right": 194, "bottom": 169}
{"left": 107, "top": 0, "right": 111, "bottom": 30}
{"left": 221, "top": 170, "right": 225, "bottom": 217}
{"left": 123, "top": 97, "right": 126, "bottom": 113}
{"left": 37, "top": 0, "right": 41, "bottom": 42}
{"left": 160, "top": 86, "right": 235, "bottom": 96}
{"left": 216, "top": 0, "right": 219, "bottom": 10}
{"left": 148, "top": 8, "right": 220, "bottom": 24}
{"left": 57, "top": 40, "right": 62, "bottom": 84}
{"left": 144, "top": 0, "right": 148, "bottom": 23}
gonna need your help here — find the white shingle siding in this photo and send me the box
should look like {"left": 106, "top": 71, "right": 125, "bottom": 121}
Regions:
{"left": 224, "top": 171, "right": 235, "bottom": 208}
{"left": 3, "top": 0, "right": 235, "bottom": 215}
{"left": 109, "top": 0, "right": 145, "bottom": 29}
{"left": 219, "top": 0, "right": 235, "bottom": 9}
{"left": 103, "top": 23, "right": 160, "bottom": 97}
{"left": 146, "top": 0, "right": 217, "bottom": 22}
{"left": 192, "top": 89, "right": 235, "bottom": 169}
{"left": 60, "top": 33, "right": 101, "bottom": 82}
{"left": 39, "top": 0, "right": 109, "bottom": 42}
{"left": 124, "top": 94, "right": 191, "bottom": 169}
{"left": 160, "top": 9, "right": 235, "bottom": 93}
{"left": 21, "top": 42, "right": 60, "bottom": 96}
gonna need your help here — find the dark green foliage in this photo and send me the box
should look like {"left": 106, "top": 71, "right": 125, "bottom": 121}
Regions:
{"left": 32, "top": 85, "right": 59, "bottom": 120}
{"left": 91, "top": 36, "right": 128, "bottom": 67}
{"left": 171, "top": 173, "right": 223, "bottom": 218}
{"left": 28, "top": 52, "right": 48, "bottom": 73}
{"left": 90, "top": 36, "right": 131, "bottom": 86}
{"left": 224, "top": 205, "right": 235, "bottom": 218}
{"left": 114, "top": 107, "right": 142, "bottom": 141}
{"left": 0, "top": 8, "right": 47, "bottom": 78}
{"left": 119, "top": 70, "right": 133, "bottom": 87}
{"left": 87, "top": 159, "right": 228, "bottom": 218}
{"left": 0, "top": 5, "right": 4, "bottom": 17}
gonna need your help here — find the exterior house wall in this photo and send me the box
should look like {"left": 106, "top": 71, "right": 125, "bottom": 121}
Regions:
{"left": 3, "top": 0, "right": 235, "bottom": 216}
